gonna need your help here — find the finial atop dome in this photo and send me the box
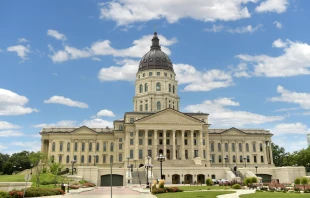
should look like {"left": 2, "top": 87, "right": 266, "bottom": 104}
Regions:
{"left": 151, "top": 31, "right": 160, "bottom": 49}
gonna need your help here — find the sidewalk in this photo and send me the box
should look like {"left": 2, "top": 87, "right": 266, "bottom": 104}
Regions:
{"left": 217, "top": 189, "right": 256, "bottom": 198}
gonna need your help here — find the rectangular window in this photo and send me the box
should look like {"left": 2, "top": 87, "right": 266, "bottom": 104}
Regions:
{"left": 260, "top": 143, "right": 263, "bottom": 152}
{"left": 159, "top": 133, "right": 163, "bottom": 137}
{"left": 184, "top": 133, "right": 187, "bottom": 137}
{"left": 139, "top": 139, "right": 143, "bottom": 145}
{"left": 194, "top": 139, "right": 197, "bottom": 145}
{"left": 184, "top": 139, "right": 188, "bottom": 145}
{"left": 247, "top": 156, "right": 250, "bottom": 163}
{"left": 166, "top": 132, "right": 170, "bottom": 137}
{"left": 148, "top": 139, "right": 152, "bottom": 145}
{"left": 156, "top": 72, "right": 160, "bottom": 76}
{"left": 203, "top": 150, "right": 206, "bottom": 159}
{"left": 119, "top": 144, "right": 122, "bottom": 150}
{"left": 149, "top": 72, "right": 153, "bottom": 76}
{"left": 194, "top": 150, "right": 198, "bottom": 157}
{"left": 261, "top": 156, "right": 264, "bottom": 163}
{"left": 239, "top": 143, "right": 242, "bottom": 152}
{"left": 139, "top": 150, "right": 143, "bottom": 159}
{"left": 164, "top": 72, "right": 167, "bottom": 76}
{"left": 59, "top": 155, "right": 62, "bottom": 163}
{"left": 148, "top": 149, "right": 152, "bottom": 157}
{"left": 225, "top": 143, "right": 228, "bottom": 152}
{"left": 254, "top": 156, "right": 257, "bottom": 163}
{"left": 159, "top": 139, "right": 163, "bottom": 145}
{"left": 103, "top": 142, "right": 107, "bottom": 152}
{"left": 185, "top": 150, "right": 188, "bottom": 159}
{"left": 119, "top": 138, "right": 122, "bottom": 142}
{"left": 145, "top": 104, "right": 148, "bottom": 111}
{"left": 232, "top": 143, "right": 235, "bottom": 152}
{"left": 148, "top": 132, "right": 152, "bottom": 137}
{"left": 193, "top": 133, "right": 197, "bottom": 137}
{"left": 211, "top": 155, "right": 215, "bottom": 163}
{"left": 130, "top": 139, "right": 134, "bottom": 145}
{"left": 211, "top": 143, "right": 214, "bottom": 152}
{"left": 233, "top": 155, "right": 236, "bottom": 163}
{"left": 74, "top": 142, "right": 78, "bottom": 152}
{"left": 119, "top": 154, "right": 122, "bottom": 162}
{"left": 203, "top": 139, "right": 205, "bottom": 146}
{"left": 130, "top": 150, "right": 134, "bottom": 159}
{"left": 140, "top": 105, "right": 143, "bottom": 111}
{"left": 218, "top": 143, "right": 221, "bottom": 152}
{"left": 240, "top": 155, "right": 243, "bottom": 163}
{"left": 166, "top": 139, "right": 170, "bottom": 145}
{"left": 139, "top": 132, "right": 143, "bottom": 137}
{"left": 130, "top": 118, "right": 134, "bottom": 123}
{"left": 130, "top": 132, "right": 134, "bottom": 137}
{"left": 253, "top": 143, "right": 256, "bottom": 152}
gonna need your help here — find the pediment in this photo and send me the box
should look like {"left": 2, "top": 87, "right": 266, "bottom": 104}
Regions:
{"left": 222, "top": 128, "right": 246, "bottom": 135}
{"left": 135, "top": 109, "right": 203, "bottom": 125}
{"left": 71, "top": 126, "right": 97, "bottom": 134}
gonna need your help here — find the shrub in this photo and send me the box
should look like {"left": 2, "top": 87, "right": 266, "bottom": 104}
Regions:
{"left": 152, "top": 188, "right": 165, "bottom": 194}
{"left": 152, "top": 180, "right": 157, "bottom": 189}
{"left": 294, "top": 178, "right": 301, "bottom": 185}
{"left": 232, "top": 184, "right": 241, "bottom": 189}
{"left": 69, "top": 185, "right": 80, "bottom": 189}
{"left": 9, "top": 187, "right": 65, "bottom": 197}
{"left": 158, "top": 179, "right": 165, "bottom": 188}
{"left": 294, "top": 187, "right": 301, "bottom": 192}
{"left": 152, "top": 187, "right": 182, "bottom": 194}
{"left": 9, "top": 190, "right": 23, "bottom": 198}
{"left": 82, "top": 182, "right": 96, "bottom": 187}
{"left": 243, "top": 177, "right": 252, "bottom": 186}
{"left": 206, "top": 178, "right": 212, "bottom": 186}
{"left": 304, "top": 189, "right": 310, "bottom": 193}
{"left": 0, "top": 191, "right": 11, "bottom": 198}
{"left": 251, "top": 177, "right": 258, "bottom": 184}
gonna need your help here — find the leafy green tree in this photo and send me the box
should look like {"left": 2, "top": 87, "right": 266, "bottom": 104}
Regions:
{"left": 48, "top": 157, "right": 64, "bottom": 188}
{"left": 272, "top": 143, "right": 286, "bottom": 167}
{"left": 29, "top": 151, "right": 47, "bottom": 186}
{"left": 295, "top": 177, "right": 301, "bottom": 184}
{"left": 0, "top": 153, "right": 10, "bottom": 173}
{"left": 301, "top": 177, "right": 309, "bottom": 190}
{"left": 2, "top": 161, "right": 14, "bottom": 175}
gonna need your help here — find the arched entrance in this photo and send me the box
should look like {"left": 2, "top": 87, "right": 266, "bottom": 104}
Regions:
{"left": 166, "top": 149, "right": 170, "bottom": 160}
{"left": 184, "top": 174, "right": 193, "bottom": 184}
{"left": 197, "top": 174, "right": 205, "bottom": 184}
{"left": 101, "top": 174, "right": 123, "bottom": 186}
{"left": 172, "top": 174, "right": 180, "bottom": 184}
{"left": 139, "top": 164, "right": 144, "bottom": 168}
{"left": 159, "top": 149, "right": 163, "bottom": 155}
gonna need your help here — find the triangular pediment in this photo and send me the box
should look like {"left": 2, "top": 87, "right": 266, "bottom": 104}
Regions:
{"left": 71, "top": 126, "right": 97, "bottom": 134}
{"left": 135, "top": 109, "right": 203, "bottom": 124}
{"left": 222, "top": 127, "right": 246, "bottom": 135}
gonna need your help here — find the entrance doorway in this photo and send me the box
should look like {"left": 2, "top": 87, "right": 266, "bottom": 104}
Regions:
{"left": 101, "top": 174, "right": 123, "bottom": 186}
{"left": 172, "top": 174, "right": 180, "bottom": 184}
{"left": 159, "top": 149, "right": 163, "bottom": 155}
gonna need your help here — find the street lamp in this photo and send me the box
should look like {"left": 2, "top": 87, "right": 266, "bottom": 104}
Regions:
{"left": 93, "top": 154, "right": 98, "bottom": 166}
{"left": 255, "top": 164, "right": 258, "bottom": 174}
{"left": 224, "top": 156, "right": 228, "bottom": 167}
{"left": 243, "top": 156, "right": 247, "bottom": 167}
{"left": 71, "top": 160, "right": 76, "bottom": 175}
{"left": 157, "top": 154, "right": 165, "bottom": 179}
{"left": 145, "top": 156, "right": 151, "bottom": 188}
{"left": 30, "top": 164, "right": 33, "bottom": 175}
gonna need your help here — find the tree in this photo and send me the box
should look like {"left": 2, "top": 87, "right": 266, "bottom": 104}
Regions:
{"left": 29, "top": 151, "right": 47, "bottom": 186}
{"left": 272, "top": 143, "right": 286, "bottom": 167}
{"left": 0, "top": 153, "right": 10, "bottom": 173}
{"left": 301, "top": 177, "right": 309, "bottom": 190}
{"left": 48, "top": 157, "right": 64, "bottom": 188}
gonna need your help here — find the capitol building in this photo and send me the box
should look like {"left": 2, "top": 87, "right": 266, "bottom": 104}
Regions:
{"left": 40, "top": 32, "right": 305, "bottom": 186}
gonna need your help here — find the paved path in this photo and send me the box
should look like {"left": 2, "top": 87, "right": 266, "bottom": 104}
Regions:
{"left": 217, "top": 190, "right": 255, "bottom": 198}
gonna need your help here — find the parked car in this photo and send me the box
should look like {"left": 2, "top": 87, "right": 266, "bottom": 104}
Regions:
{"left": 212, "top": 179, "right": 218, "bottom": 184}
{"left": 218, "top": 179, "right": 230, "bottom": 183}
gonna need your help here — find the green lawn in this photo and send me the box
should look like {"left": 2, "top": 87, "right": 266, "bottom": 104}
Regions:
{"left": 170, "top": 186, "right": 232, "bottom": 191}
{"left": 155, "top": 191, "right": 235, "bottom": 198}
{"left": 240, "top": 192, "right": 310, "bottom": 198}
{"left": 0, "top": 174, "right": 25, "bottom": 182}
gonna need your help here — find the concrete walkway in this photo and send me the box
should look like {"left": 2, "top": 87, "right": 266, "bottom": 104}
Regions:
{"left": 217, "top": 189, "right": 256, "bottom": 198}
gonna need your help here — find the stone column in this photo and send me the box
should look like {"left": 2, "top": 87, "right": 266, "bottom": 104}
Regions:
{"left": 172, "top": 130, "right": 176, "bottom": 160}
{"left": 134, "top": 130, "right": 139, "bottom": 160}
{"left": 228, "top": 141, "right": 232, "bottom": 167}
{"left": 190, "top": 130, "right": 194, "bottom": 159}
{"left": 181, "top": 130, "right": 185, "bottom": 159}
{"left": 125, "top": 132, "right": 129, "bottom": 160}
{"left": 262, "top": 141, "right": 268, "bottom": 165}
{"left": 269, "top": 141, "right": 274, "bottom": 164}
{"left": 163, "top": 130, "right": 167, "bottom": 157}
{"left": 265, "top": 141, "right": 270, "bottom": 164}
{"left": 205, "top": 130, "right": 211, "bottom": 166}
{"left": 153, "top": 130, "right": 158, "bottom": 158}
{"left": 144, "top": 130, "right": 148, "bottom": 157}
{"left": 86, "top": 140, "right": 89, "bottom": 165}
{"left": 199, "top": 130, "right": 203, "bottom": 158}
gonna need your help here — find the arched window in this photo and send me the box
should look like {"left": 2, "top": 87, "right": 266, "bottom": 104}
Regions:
{"left": 59, "top": 142, "right": 63, "bottom": 151}
{"left": 67, "top": 142, "right": 70, "bottom": 152}
{"left": 210, "top": 143, "right": 214, "bottom": 152}
{"left": 253, "top": 143, "right": 256, "bottom": 152}
{"left": 145, "top": 83, "right": 148, "bottom": 92}
{"left": 260, "top": 143, "right": 263, "bottom": 152}
{"left": 156, "top": 82, "right": 161, "bottom": 91}
{"left": 82, "top": 142, "right": 85, "bottom": 152}
{"left": 247, "top": 155, "right": 250, "bottom": 163}
{"left": 139, "top": 84, "right": 143, "bottom": 93}
{"left": 246, "top": 143, "right": 249, "bottom": 152}
{"left": 74, "top": 155, "right": 77, "bottom": 162}
{"left": 261, "top": 156, "right": 264, "bottom": 163}
{"left": 96, "top": 142, "right": 100, "bottom": 152}
{"left": 81, "top": 155, "right": 84, "bottom": 163}
{"left": 51, "top": 155, "right": 55, "bottom": 163}
{"left": 89, "top": 142, "right": 92, "bottom": 152}
{"left": 103, "top": 155, "right": 106, "bottom": 163}
{"left": 52, "top": 142, "right": 55, "bottom": 152}
{"left": 240, "top": 155, "right": 243, "bottom": 162}
{"left": 156, "top": 101, "right": 161, "bottom": 110}
{"left": 239, "top": 143, "right": 242, "bottom": 152}
{"left": 233, "top": 155, "right": 236, "bottom": 163}
{"left": 218, "top": 143, "right": 221, "bottom": 152}
{"left": 59, "top": 155, "right": 62, "bottom": 163}
{"left": 173, "top": 85, "right": 175, "bottom": 94}
{"left": 232, "top": 143, "right": 235, "bottom": 152}
{"left": 110, "top": 155, "right": 114, "bottom": 163}
{"left": 66, "top": 155, "right": 70, "bottom": 163}
{"left": 88, "top": 155, "right": 92, "bottom": 163}
{"left": 96, "top": 155, "right": 99, "bottom": 163}
{"left": 218, "top": 155, "right": 222, "bottom": 163}
{"left": 110, "top": 143, "right": 114, "bottom": 151}
{"left": 74, "top": 142, "right": 78, "bottom": 152}
{"left": 225, "top": 143, "right": 228, "bottom": 152}
{"left": 103, "top": 142, "right": 107, "bottom": 151}
{"left": 169, "top": 84, "right": 171, "bottom": 92}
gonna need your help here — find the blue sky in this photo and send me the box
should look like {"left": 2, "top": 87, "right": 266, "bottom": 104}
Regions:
{"left": 0, "top": 0, "right": 310, "bottom": 154}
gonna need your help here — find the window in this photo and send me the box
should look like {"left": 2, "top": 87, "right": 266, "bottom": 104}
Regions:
{"left": 96, "top": 155, "right": 99, "bottom": 163}
{"left": 139, "top": 132, "right": 143, "bottom": 137}
{"left": 240, "top": 155, "right": 243, "bottom": 162}
{"left": 130, "top": 150, "right": 134, "bottom": 159}
{"left": 130, "top": 118, "right": 134, "bottom": 123}
{"left": 233, "top": 155, "right": 236, "bottom": 163}
{"left": 218, "top": 143, "right": 221, "bottom": 152}
{"left": 130, "top": 132, "right": 134, "bottom": 137}
{"left": 66, "top": 155, "right": 70, "bottom": 163}
{"left": 159, "top": 132, "right": 163, "bottom": 137}
{"left": 193, "top": 133, "right": 196, "bottom": 137}
{"left": 88, "top": 155, "right": 92, "bottom": 163}
{"left": 110, "top": 143, "right": 114, "bottom": 151}
{"left": 74, "top": 155, "right": 77, "bottom": 162}
{"left": 164, "top": 72, "right": 167, "bottom": 77}
{"left": 119, "top": 138, "right": 122, "bottom": 142}
{"left": 82, "top": 142, "right": 85, "bottom": 152}
{"left": 139, "top": 150, "right": 143, "bottom": 159}
{"left": 96, "top": 143, "right": 100, "bottom": 151}
{"left": 74, "top": 142, "right": 78, "bottom": 152}
{"left": 225, "top": 143, "right": 228, "bottom": 152}
{"left": 148, "top": 149, "right": 152, "bottom": 157}
{"left": 140, "top": 105, "right": 143, "bottom": 111}
{"left": 148, "top": 139, "right": 152, "bottom": 145}
{"left": 203, "top": 150, "right": 206, "bottom": 159}
{"left": 247, "top": 155, "right": 250, "bottom": 163}
{"left": 211, "top": 155, "right": 215, "bottom": 163}
{"left": 145, "top": 104, "right": 148, "bottom": 111}
{"left": 89, "top": 142, "right": 92, "bottom": 152}
{"left": 253, "top": 143, "right": 256, "bottom": 152}
{"left": 167, "top": 132, "right": 170, "bottom": 137}
{"left": 246, "top": 143, "right": 249, "bottom": 152}
{"left": 157, "top": 101, "right": 161, "bottom": 110}
{"left": 110, "top": 155, "right": 114, "bottom": 163}
{"left": 203, "top": 139, "right": 205, "bottom": 145}
{"left": 143, "top": 73, "right": 145, "bottom": 77}
{"left": 232, "top": 143, "right": 235, "bottom": 152}
{"left": 184, "top": 132, "right": 187, "bottom": 137}
{"left": 149, "top": 72, "right": 153, "bottom": 76}
{"left": 119, "top": 154, "right": 122, "bottom": 162}
{"left": 261, "top": 156, "right": 264, "bottom": 163}
{"left": 52, "top": 142, "right": 55, "bottom": 152}
{"left": 156, "top": 82, "right": 161, "bottom": 91}
{"left": 211, "top": 143, "right": 214, "bottom": 152}
{"left": 239, "top": 143, "right": 242, "bottom": 152}
{"left": 60, "top": 142, "right": 63, "bottom": 152}
{"left": 169, "top": 84, "right": 171, "bottom": 92}
{"left": 173, "top": 85, "right": 175, "bottom": 94}
{"left": 130, "top": 139, "right": 134, "bottom": 145}
{"left": 145, "top": 83, "right": 148, "bottom": 92}
{"left": 81, "top": 155, "right": 84, "bottom": 163}
{"left": 170, "top": 74, "right": 172, "bottom": 78}
{"left": 51, "top": 155, "right": 54, "bottom": 163}
{"left": 119, "top": 144, "right": 122, "bottom": 150}
{"left": 184, "top": 139, "right": 187, "bottom": 145}
{"left": 260, "top": 143, "right": 263, "bottom": 152}
{"left": 193, "top": 139, "right": 196, "bottom": 145}
{"left": 59, "top": 155, "right": 62, "bottom": 163}
{"left": 139, "top": 84, "right": 143, "bottom": 93}
{"left": 139, "top": 139, "right": 143, "bottom": 145}
{"left": 166, "top": 139, "right": 170, "bottom": 145}
{"left": 103, "top": 155, "right": 106, "bottom": 163}
{"left": 67, "top": 142, "right": 70, "bottom": 152}
{"left": 119, "top": 125, "right": 123, "bottom": 130}
{"left": 218, "top": 155, "right": 222, "bottom": 163}
{"left": 254, "top": 156, "right": 257, "bottom": 163}
{"left": 185, "top": 150, "right": 188, "bottom": 159}
{"left": 159, "top": 139, "right": 163, "bottom": 145}
{"left": 103, "top": 142, "right": 107, "bottom": 152}
{"left": 156, "top": 72, "right": 160, "bottom": 76}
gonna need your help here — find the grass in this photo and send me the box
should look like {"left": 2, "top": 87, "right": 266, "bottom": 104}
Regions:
{"left": 0, "top": 174, "right": 25, "bottom": 182}
{"left": 171, "top": 186, "right": 232, "bottom": 191}
{"left": 240, "top": 192, "right": 310, "bottom": 198}
{"left": 155, "top": 191, "right": 235, "bottom": 198}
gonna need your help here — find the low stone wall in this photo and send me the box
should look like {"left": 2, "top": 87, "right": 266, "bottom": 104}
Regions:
{"left": 0, "top": 182, "right": 32, "bottom": 192}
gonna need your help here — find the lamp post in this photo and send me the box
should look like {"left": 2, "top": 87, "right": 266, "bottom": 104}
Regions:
{"left": 126, "top": 156, "right": 130, "bottom": 184}
{"left": 234, "top": 164, "right": 237, "bottom": 176}
{"left": 71, "top": 160, "right": 76, "bottom": 175}
{"left": 157, "top": 154, "right": 165, "bottom": 179}
{"left": 93, "top": 154, "right": 98, "bottom": 166}
{"left": 224, "top": 156, "right": 228, "bottom": 167}
{"left": 146, "top": 156, "right": 151, "bottom": 188}
{"left": 255, "top": 164, "right": 258, "bottom": 174}
{"left": 243, "top": 156, "right": 247, "bottom": 167}
{"left": 30, "top": 164, "right": 33, "bottom": 175}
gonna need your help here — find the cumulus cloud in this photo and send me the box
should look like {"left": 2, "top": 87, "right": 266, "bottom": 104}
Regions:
{"left": 97, "top": 109, "right": 115, "bottom": 117}
{"left": 204, "top": 25, "right": 225, "bottom": 33}
{"left": 81, "top": 118, "right": 113, "bottom": 128}
{"left": 255, "top": 0, "right": 289, "bottom": 13}
{"left": 47, "top": 29, "right": 67, "bottom": 41}
{"left": 268, "top": 86, "right": 310, "bottom": 109}
{"left": 0, "top": 130, "right": 24, "bottom": 137}
{"left": 229, "top": 63, "right": 251, "bottom": 78}
{"left": 44, "top": 96, "right": 88, "bottom": 108}
{"left": 98, "top": 0, "right": 257, "bottom": 26}
{"left": 0, "top": 88, "right": 38, "bottom": 115}
{"left": 7, "top": 45, "right": 30, "bottom": 60}
{"left": 185, "top": 97, "right": 284, "bottom": 127}
{"left": 0, "top": 121, "right": 20, "bottom": 129}
{"left": 17, "top": 38, "right": 30, "bottom": 43}
{"left": 237, "top": 39, "right": 310, "bottom": 77}
{"left": 274, "top": 107, "right": 299, "bottom": 112}
{"left": 273, "top": 21, "right": 282, "bottom": 29}
{"left": 204, "top": 24, "right": 262, "bottom": 34}
{"left": 98, "top": 59, "right": 138, "bottom": 81}
{"left": 272, "top": 122, "right": 310, "bottom": 135}
{"left": 32, "top": 120, "right": 77, "bottom": 128}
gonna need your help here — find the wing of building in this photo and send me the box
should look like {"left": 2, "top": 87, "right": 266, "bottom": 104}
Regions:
{"left": 40, "top": 32, "right": 305, "bottom": 186}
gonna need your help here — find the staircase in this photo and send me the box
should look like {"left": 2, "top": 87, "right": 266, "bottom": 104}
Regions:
{"left": 132, "top": 169, "right": 147, "bottom": 185}
{"left": 151, "top": 159, "right": 198, "bottom": 167}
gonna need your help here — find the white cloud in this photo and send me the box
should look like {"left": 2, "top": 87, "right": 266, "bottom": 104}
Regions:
{"left": 17, "top": 38, "right": 30, "bottom": 43}
{"left": 273, "top": 136, "right": 307, "bottom": 152}
{"left": 272, "top": 38, "right": 288, "bottom": 48}
{"left": 255, "top": 0, "right": 288, "bottom": 13}
{"left": 11, "top": 141, "right": 41, "bottom": 152}
{"left": 7, "top": 45, "right": 30, "bottom": 60}
{"left": 98, "top": 59, "right": 138, "bottom": 81}
{"left": 0, "top": 130, "right": 24, "bottom": 137}
{"left": 44, "top": 96, "right": 88, "bottom": 108}
{"left": 47, "top": 29, "right": 67, "bottom": 41}
{"left": 97, "top": 109, "right": 115, "bottom": 117}
{"left": 274, "top": 107, "right": 299, "bottom": 112}
{"left": 272, "top": 122, "right": 310, "bottom": 135}
{"left": 81, "top": 118, "right": 113, "bottom": 128}
{"left": 0, "top": 121, "right": 20, "bottom": 129}
{"left": 229, "top": 63, "right": 251, "bottom": 78}
{"left": 99, "top": 0, "right": 257, "bottom": 26}
{"left": 92, "top": 57, "right": 101, "bottom": 61}
{"left": 204, "top": 24, "right": 262, "bottom": 34}
{"left": 268, "top": 86, "right": 310, "bottom": 109}
{"left": 273, "top": 21, "right": 282, "bottom": 29}
{"left": 32, "top": 120, "right": 77, "bottom": 128}
{"left": 237, "top": 39, "right": 310, "bottom": 77}
{"left": 0, "top": 144, "right": 7, "bottom": 150}
{"left": 0, "top": 88, "right": 38, "bottom": 115}
{"left": 185, "top": 97, "right": 284, "bottom": 127}
{"left": 49, "top": 34, "right": 176, "bottom": 62}
{"left": 204, "top": 25, "right": 225, "bottom": 32}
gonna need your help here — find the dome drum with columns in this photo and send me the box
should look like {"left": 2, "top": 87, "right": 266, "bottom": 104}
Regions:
{"left": 39, "top": 32, "right": 305, "bottom": 187}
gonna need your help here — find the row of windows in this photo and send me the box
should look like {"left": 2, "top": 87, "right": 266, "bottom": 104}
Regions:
{"left": 51, "top": 142, "right": 122, "bottom": 152}
{"left": 129, "top": 138, "right": 206, "bottom": 146}
{"left": 128, "top": 131, "right": 205, "bottom": 137}
{"left": 51, "top": 154, "right": 121, "bottom": 164}
{"left": 138, "top": 72, "right": 174, "bottom": 79}
{"left": 210, "top": 155, "right": 265, "bottom": 163}
{"left": 139, "top": 101, "right": 176, "bottom": 111}
{"left": 210, "top": 142, "right": 264, "bottom": 152}
{"left": 139, "top": 83, "right": 175, "bottom": 94}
